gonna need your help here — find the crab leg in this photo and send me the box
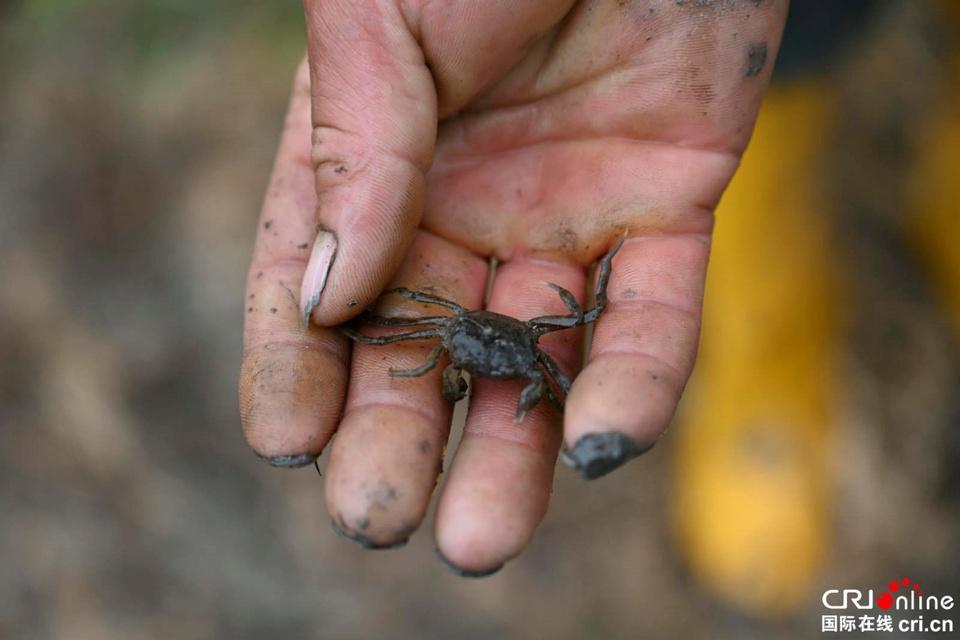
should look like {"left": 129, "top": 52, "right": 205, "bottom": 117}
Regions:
{"left": 528, "top": 282, "right": 584, "bottom": 334}
{"left": 547, "top": 283, "right": 584, "bottom": 319}
{"left": 385, "top": 287, "right": 465, "bottom": 312}
{"left": 389, "top": 344, "right": 446, "bottom": 377}
{"left": 537, "top": 350, "right": 572, "bottom": 394}
{"left": 529, "top": 315, "right": 582, "bottom": 334}
{"left": 582, "top": 234, "right": 625, "bottom": 324}
{"left": 359, "top": 312, "right": 449, "bottom": 327}
{"left": 528, "top": 236, "right": 625, "bottom": 334}
{"left": 340, "top": 326, "right": 443, "bottom": 345}
{"left": 515, "top": 369, "right": 546, "bottom": 422}
{"left": 542, "top": 373, "right": 564, "bottom": 412}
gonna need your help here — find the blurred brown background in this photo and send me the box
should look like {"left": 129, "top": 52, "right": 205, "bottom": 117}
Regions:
{"left": 1, "top": 1, "right": 958, "bottom": 638}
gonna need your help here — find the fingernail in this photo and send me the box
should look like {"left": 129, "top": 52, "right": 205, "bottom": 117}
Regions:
{"left": 435, "top": 548, "right": 504, "bottom": 578}
{"left": 330, "top": 520, "right": 409, "bottom": 551}
{"left": 300, "top": 227, "right": 338, "bottom": 327}
{"left": 255, "top": 451, "right": 318, "bottom": 468}
{"left": 560, "top": 432, "right": 653, "bottom": 480}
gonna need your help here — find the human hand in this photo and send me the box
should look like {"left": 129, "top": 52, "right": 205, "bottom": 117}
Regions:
{"left": 240, "top": 0, "right": 787, "bottom": 576}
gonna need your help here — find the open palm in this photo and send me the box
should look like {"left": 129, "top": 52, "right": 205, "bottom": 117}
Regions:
{"left": 241, "top": 0, "right": 787, "bottom": 576}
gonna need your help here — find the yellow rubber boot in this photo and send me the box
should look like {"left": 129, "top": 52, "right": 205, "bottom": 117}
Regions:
{"left": 672, "top": 83, "right": 838, "bottom": 618}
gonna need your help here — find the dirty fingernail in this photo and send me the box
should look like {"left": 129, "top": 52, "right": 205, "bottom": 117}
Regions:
{"left": 435, "top": 548, "right": 504, "bottom": 579}
{"left": 300, "top": 227, "right": 338, "bottom": 327}
{"left": 256, "top": 451, "right": 318, "bottom": 468}
{"left": 331, "top": 520, "right": 408, "bottom": 551}
{"left": 560, "top": 432, "right": 652, "bottom": 480}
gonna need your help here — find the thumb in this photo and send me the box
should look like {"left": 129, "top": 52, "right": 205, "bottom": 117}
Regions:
{"left": 300, "top": 0, "right": 436, "bottom": 326}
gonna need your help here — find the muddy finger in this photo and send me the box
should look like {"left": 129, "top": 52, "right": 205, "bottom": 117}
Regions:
{"left": 240, "top": 58, "right": 350, "bottom": 466}
{"left": 324, "top": 232, "right": 487, "bottom": 548}
{"left": 434, "top": 256, "right": 586, "bottom": 575}
{"left": 563, "top": 233, "right": 708, "bottom": 479}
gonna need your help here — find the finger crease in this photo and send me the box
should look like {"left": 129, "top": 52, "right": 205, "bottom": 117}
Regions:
{"left": 345, "top": 401, "right": 443, "bottom": 429}
{"left": 244, "top": 338, "right": 346, "bottom": 362}
{"left": 608, "top": 297, "right": 700, "bottom": 318}
{"left": 588, "top": 350, "right": 686, "bottom": 383}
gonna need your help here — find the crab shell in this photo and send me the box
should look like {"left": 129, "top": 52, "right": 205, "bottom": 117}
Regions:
{"left": 444, "top": 311, "right": 541, "bottom": 380}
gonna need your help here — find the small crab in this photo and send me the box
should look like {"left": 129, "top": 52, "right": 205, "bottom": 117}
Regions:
{"left": 342, "top": 237, "right": 625, "bottom": 420}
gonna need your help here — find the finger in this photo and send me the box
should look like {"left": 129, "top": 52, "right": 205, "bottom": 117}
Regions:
{"left": 562, "top": 233, "right": 709, "bottom": 479}
{"left": 324, "top": 232, "right": 487, "bottom": 549}
{"left": 435, "top": 257, "right": 585, "bottom": 575}
{"left": 300, "top": 0, "right": 438, "bottom": 325}
{"left": 240, "top": 59, "right": 349, "bottom": 467}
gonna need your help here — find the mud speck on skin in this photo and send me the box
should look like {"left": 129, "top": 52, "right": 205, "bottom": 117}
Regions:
{"left": 746, "top": 42, "right": 768, "bottom": 76}
{"left": 367, "top": 484, "right": 398, "bottom": 509}
{"left": 256, "top": 271, "right": 263, "bottom": 279}
{"left": 270, "top": 307, "right": 277, "bottom": 314}
{"left": 297, "top": 242, "right": 308, "bottom": 250}
{"left": 347, "top": 299, "right": 358, "bottom": 307}
{"left": 355, "top": 517, "right": 370, "bottom": 531}
{"left": 247, "top": 307, "right": 253, "bottom": 313}
{"left": 279, "top": 282, "right": 297, "bottom": 304}
{"left": 332, "top": 512, "right": 408, "bottom": 550}
{"left": 418, "top": 439, "right": 431, "bottom": 454}
{"left": 550, "top": 223, "right": 580, "bottom": 255}
{"left": 263, "top": 220, "right": 272, "bottom": 230}
{"left": 334, "top": 165, "right": 348, "bottom": 174}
